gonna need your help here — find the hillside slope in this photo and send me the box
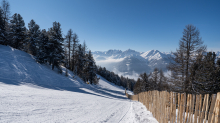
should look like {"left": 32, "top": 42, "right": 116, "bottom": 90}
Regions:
{"left": 0, "top": 45, "right": 157, "bottom": 123}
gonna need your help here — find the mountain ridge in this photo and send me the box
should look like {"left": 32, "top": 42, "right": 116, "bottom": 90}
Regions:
{"left": 93, "top": 49, "right": 220, "bottom": 80}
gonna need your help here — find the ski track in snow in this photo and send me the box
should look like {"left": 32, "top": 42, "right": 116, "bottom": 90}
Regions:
{"left": 0, "top": 45, "right": 158, "bottom": 123}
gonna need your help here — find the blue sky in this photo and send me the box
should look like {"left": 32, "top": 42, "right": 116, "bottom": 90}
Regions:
{"left": 8, "top": 0, "right": 220, "bottom": 52}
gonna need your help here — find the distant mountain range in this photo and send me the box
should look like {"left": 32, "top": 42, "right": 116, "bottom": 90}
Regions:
{"left": 93, "top": 49, "right": 172, "bottom": 79}
{"left": 93, "top": 49, "right": 220, "bottom": 80}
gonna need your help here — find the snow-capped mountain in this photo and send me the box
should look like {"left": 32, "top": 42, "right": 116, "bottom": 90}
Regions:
{"left": 93, "top": 49, "right": 172, "bottom": 79}
{"left": 93, "top": 49, "right": 220, "bottom": 80}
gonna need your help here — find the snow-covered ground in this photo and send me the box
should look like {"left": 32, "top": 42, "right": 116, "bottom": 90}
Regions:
{"left": 0, "top": 45, "right": 158, "bottom": 123}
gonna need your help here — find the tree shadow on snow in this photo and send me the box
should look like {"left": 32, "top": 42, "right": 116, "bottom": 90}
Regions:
{"left": 0, "top": 80, "right": 128, "bottom": 101}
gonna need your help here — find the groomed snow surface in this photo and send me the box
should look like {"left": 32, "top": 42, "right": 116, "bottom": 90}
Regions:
{"left": 0, "top": 45, "right": 158, "bottom": 123}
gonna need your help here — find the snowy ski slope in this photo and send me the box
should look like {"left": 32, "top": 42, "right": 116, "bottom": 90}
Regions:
{"left": 0, "top": 45, "right": 158, "bottom": 123}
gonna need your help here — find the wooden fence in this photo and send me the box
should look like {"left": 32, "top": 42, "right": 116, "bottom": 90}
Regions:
{"left": 125, "top": 90, "right": 220, "bottom": 123}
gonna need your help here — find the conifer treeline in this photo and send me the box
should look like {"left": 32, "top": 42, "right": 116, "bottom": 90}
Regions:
{"left": 0, "top": 1, "right": 99, "bottom": 84}
{"left": 0, "top": 0, "right": 137, "bottom": 87}
{"left": 96, "top": 66, "right": 136, "bottom": 91}
{"left": 133, "top": 24, "right": 220, "bottom": 94}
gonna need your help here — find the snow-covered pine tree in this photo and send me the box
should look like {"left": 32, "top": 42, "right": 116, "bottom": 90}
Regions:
{"left": 36, "top": 29, "right": 49, "bottom": 63}
{"left": 0, "top": 7, "right": 6, "bottom": 45}
{"left": 65, "top": 29, "right": 73, "bottom": 69}
{"left": 87, "top": 50, "right": 99, "bottom": 84}
{"left": 71, "top": 33, "right": 79, "bottom": 72}
{"left": 26, "top": 19, "right": 40, "bottom": 56}
{"left": 1, "top": 0, "right": 10, "bottom": 46}
{"left": 9, "top": 13, "right": 26, "bottom": 50}
{"left": 77, "top": 44, "right": 87, "bottom": 81}
{"left": 47, "top": 21, "right": 64, "bottom": 73}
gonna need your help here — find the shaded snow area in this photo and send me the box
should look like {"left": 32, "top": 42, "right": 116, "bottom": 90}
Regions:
{"left": 0, "top": 45, "right": 157, "bottom": 123}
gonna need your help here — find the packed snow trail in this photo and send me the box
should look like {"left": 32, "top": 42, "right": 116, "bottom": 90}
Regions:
{"left": 0, "top": 45, "right": 158, "bottom": 123}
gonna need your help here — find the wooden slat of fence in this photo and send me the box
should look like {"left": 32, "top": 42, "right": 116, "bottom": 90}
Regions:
{"left": 180, "top": 93, "right": 184, "bottom": 123}
{"left": 188, "top": 94, "right": 192, "bottom": 123}
{"left": 198, "top": 94, "right": 203, "bottom": 123}
{"left": 151, "top": 91, "right": 153, "bottom": 113}
{"left": 159, "top": 91, "right": 161, "bottom": 123}
{"left": 208, "top": 94, "right": 216, "bottom": 123}
{"left": 215, "top": 95, "right": 220, "bottom": 123}
{"left": 204, "top": 94, "right": 210, "bottom": 123}
{"left": 150, "top": 91, "right": 152, "bottom": 112}
{"left": 163, "top": 91, "right": 166, "bottom": 123}
{"left": 147, "top": 92, "right": 149, "bottom": 109}
{"left": 200, "top": 94, "right": 207, "bottom": 123}
{"left": 189, "top": 94, "right": 192, "bottom": 123}
{"left": 156, "top": 91, "right": 158, "bottom": 120}
{"left": 184, "top": 94, "right": 190, "bottom": 123}
{"left": 183, "top": 93, "right": 187, "bottom": 123}
{"left": 156, "top": 91, "right": 159, "bottom": 121}
{"left": 156, "top": 92, "right": 158, "bottom": 121}
{"left": 174, "top": 92, "right": 177, "bottom": 123}
{"left": 152, "top": 91, "right": 155, "bottom": 117}
{"left": 166, "top": 91, "right": 169, "bottom": 123}
{"left": 156, "top": 91, "right": 157, "bottom": 121}
{"left": 212, "top": 92, "right": 220, "bottom": 123}
{"left": 155, "top": 91, "right": 158, "bottom": 120}
{"left": 190, "top": 94, "right": 195, "bottom": 123}
{"left": 177, "top": 93, "right": 180, "bottom": 123}
{"left": 169, "top": 92, "right": 172, "bottom": 123}
{"left": 159, "top": 92, "right": 161, "bottom": 123}
{"left": 144, "top": 92, "right": 147, "bottom": 108}
{"left": 194, "top": 94, "right": 200, "bottom": 123}
{"left": 158, "top": 91, "right": 161, "bottom": 122}
{"left": 171, "top": 92, "right": 174, "bottom": 123}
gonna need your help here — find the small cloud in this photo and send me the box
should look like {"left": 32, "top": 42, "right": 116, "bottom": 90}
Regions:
{"left": 95, "top": 57, "right": 125, "bottom": 63}
{"left": 112, "top": 68, "right": 139, "bottom": 80}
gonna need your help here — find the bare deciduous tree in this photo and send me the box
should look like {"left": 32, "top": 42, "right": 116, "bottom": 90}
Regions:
{"left": 1, "top": 0, "right": 10, "bottom": 24}
{"left": 168, "top": 24, "right": 206, "bottom": 93}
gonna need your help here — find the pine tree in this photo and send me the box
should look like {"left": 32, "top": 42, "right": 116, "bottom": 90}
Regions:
{"left": 77, "top": 44, "right": 85, "bottom": 79}
{"left": 193, "top": 52, "right": 219, "bottom": 94}
{"left": 65, "top": 29, "right": 73, "bottom": 68}
{"left": 26, "top": 19, "right": 40, "bottom": 56}
{"left": 9, "top": 13, "right": 26, "bottom": 50}
{"left": 139, "top": 72, "right": 150, "bottom": 91}
{"left": 167, "top": 48, "right": 185, "bottom": 90}
{"left": 87, "top": 50, "right": 99, "bottom": 84}
{"left": 71, "top": 33, "right": 79, "bottom": 72}
{"left": 1, "top": 0, "right": 10, "bottom": 46}
{"left": 133, "top": 78, "right": 141, "bottom": 94}
{"left": 0, "top": 7, "right": 6, "bottom": 45}
{"left": 151, "top": 67, "right": 159, "bottom": 90}
{"left": 158, "top": 69, "right": 166, "bottom": 91}
{"left": 36, "top": 29, "right": 49, "bottom": 63}
{"left": 47, "top": 21, "right": 64, "bottom": 73}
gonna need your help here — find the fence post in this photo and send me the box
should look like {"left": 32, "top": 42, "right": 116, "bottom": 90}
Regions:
{"left": 208, "top": 94, "right": 216, "bottom": 123}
